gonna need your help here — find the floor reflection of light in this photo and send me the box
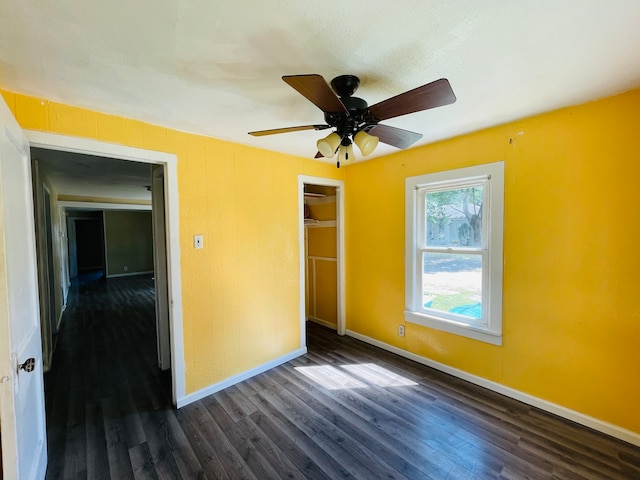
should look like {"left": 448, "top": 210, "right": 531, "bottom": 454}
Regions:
{"left": 295, "top": 365, "right": 368, "bottom": 390}
{"left": 295, "top": 363, "right": 419, "bottom": 390}
{"left": 341, "top": 363, "right": 418, "bottom": 387}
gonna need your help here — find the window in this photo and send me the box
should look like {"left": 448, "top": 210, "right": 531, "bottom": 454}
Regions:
{"left": 405, "top": 162, "right": 504, "bottom": 345}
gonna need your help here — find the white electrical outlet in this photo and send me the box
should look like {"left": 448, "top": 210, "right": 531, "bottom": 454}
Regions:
{"left": 398, "top": 325, "right": 405, "bottom": 337}
{"left": 123, "top": 265, "right": 128, "bottom": 272}
{"left": 194, "top": 234, "right": 204, "bottom": 249}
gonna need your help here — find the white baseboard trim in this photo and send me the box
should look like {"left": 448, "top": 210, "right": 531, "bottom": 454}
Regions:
{"left": 107, "top": 270, "right": 154, "bottom": 278}
{"left": 346, "top": 330, "right": 640, "bottom": 447}
{"left": 176, "top": 347, "right": 307, "bottom": 408}
{"left": 56, "top": 302, "right": 66, "bottom": 331}
{"left": 307, "top": 317, "right": 337, "bottom": 330}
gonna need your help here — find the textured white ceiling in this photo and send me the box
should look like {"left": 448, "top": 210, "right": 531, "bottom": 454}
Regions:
{"left": 31, "top": 148, "right": 152, "bottom": 201}
{"left": 3, "top": 0, "right": 640, "bottom": 167}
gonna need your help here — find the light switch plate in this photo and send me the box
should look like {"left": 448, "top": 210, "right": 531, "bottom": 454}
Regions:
{"left": 194, "top": 234, "right": 203, "bottom": 249}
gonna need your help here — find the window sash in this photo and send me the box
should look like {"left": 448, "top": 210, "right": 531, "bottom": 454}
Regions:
{"left": 415, "top": 179, "right": 490, "bottom": 325}
{"left": 417, "top": 178, "right": 489, "bottom": 250}
{"left": 404, "top": 162, "right": 504, "bottom": 346}
{"left": 416, "top": 249, "right": 488, "bottom": 326}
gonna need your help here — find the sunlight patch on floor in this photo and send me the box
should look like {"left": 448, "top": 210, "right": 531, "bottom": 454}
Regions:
{"left": 341, "top": 363, "right": 419, "bottom": 387}
{"left": 295, "top": 365, "right": 368, "bottom": 389}
{"left": 295, "top": 363, "right": 418, "bottom": 390}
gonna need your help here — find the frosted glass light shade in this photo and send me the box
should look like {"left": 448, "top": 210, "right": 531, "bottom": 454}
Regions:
{"left": 354, "top": 130, "right": 379, "bottom": 156}
{"left": 317, "top": 132, "right": 341, "bottom": 158}
{"left": 338, "top": 143, "right": 354, "bottom": 163}
{"left": 338, "top": 144, "right": 346, "bottom": 162}
{"left": 338, "top": 144, "right": 354, "bottom": 168}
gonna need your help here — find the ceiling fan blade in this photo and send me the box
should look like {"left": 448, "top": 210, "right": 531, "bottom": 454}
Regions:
{"left": 248, "top": 124, "right": 331, "bottom": 136}
{"left": 368, "top": 124, "right": 423, "bottom": 149}
{"left": 369, "top": 78, "right": 456, "bottom": 121}
{"left": 314, "top": 151, "right": 324, "bottom": 158}
{"left": 283, "top": 75, "right": 349, "bottom": 114}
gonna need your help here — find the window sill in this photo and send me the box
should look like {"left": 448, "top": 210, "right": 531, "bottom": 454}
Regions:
{"left": 404, "top": 310, "right": 502, "bottom": 346}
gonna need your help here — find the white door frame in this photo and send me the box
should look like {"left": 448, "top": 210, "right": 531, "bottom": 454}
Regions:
{"left": 24, "top": 131, "right": 185, "bottom": 405}
{"left": 151, "top": 165, "right": 171, "bottom": 371}
{"left": 298, "top": 175, "right": 345, "bottom": 346}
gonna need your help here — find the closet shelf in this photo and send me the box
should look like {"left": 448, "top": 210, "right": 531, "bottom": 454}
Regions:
{"left": 304, "top": 220, "right": 336, "bottom": 228}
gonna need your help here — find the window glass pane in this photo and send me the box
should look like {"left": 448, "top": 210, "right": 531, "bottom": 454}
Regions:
{"left": 425, "top": 186, "right": 483, "bottom": 247}
{"left": 422, "top": 252, "right": 482, "bottom": 320}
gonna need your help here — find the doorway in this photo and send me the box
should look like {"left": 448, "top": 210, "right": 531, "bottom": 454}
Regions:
{"left": 25, "top": 130, "right": 185, "bottom": 405}
{"left": 304, "top": 184, "right": 338, "bottom": 330}
{"left": 32, "top": 151, "right": 167, "bottom": 378}
{"left": 298, "top": 175, "right": 345, "bottom": 347}
{"left": 68, "top": 213, "right": 106, "bottom": 281}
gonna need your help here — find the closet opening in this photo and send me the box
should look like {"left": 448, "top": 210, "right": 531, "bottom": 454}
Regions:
{"left": 298, "top": 175, "right": 346, "bottom": 347}
{"left": 304, "top": 184, "right": 338, "bottom": 331}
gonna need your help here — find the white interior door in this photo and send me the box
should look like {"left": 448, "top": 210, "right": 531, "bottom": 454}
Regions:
{"left": 151, "top": 165, "right": 171, "bottom": 371}
{"left": 0, "top": 98, "right": 48, "bottom": 479}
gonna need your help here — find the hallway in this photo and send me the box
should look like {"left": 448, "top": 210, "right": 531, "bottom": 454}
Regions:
{"left": 44, "top": 274, "right": 172, "bottom": 479}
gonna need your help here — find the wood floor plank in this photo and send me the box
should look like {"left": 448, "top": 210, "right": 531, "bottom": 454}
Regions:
{"left": 265, "top": 369, "right": 438, "bottom": 480}
{"left": 85, "top": 399, "right": 110, "bottom": 480}
{"left": 62, "top": 385, "right": 87, "bottom": 479}
{"left": 137, "top": 409, "right": 186, "bottom": 480}
{"left": 155, "top": 407, "right": 205, "bottom": 480}
{"left": 287, "top": 353, "right": 496, "bottom": 477}
{"left": 101, "top": 395, "right": 135, "bottom": 480}
{"left": 177, "top": 400, "right": 257, "bottom": 480}
{"left": 247, "top": 409, "right": 334, "bottom": 480}
{"left": 173, "top": 403, "right": 234, "bottom": 480}
{"left": 129, "top": 442, "right": 159, "bottom": 480}
{"left": 248, "top": 391, "right": 354, "bottom": 479}
{"left": 285, "top": 361, "right": 506, "bottom": 479}
{"left": 266, "top": 366, "right": 458, "bottom": 479}
{"left": 202, "top": 396, "right": 289, "bottom": 479}
{"left": 45, "top": 276, "right": 640, "bottom": 479}
{"left": 254, "top": 379, "right": 406, "bottom": 480}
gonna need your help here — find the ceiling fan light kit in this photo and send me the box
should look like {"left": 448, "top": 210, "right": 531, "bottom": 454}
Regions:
{"left": 249, "top": 73, "right": 456, "bottom": 167}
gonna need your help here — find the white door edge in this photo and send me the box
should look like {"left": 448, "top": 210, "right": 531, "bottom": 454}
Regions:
{"left": 0, "top": 101, "right": 48, "bottom": 480}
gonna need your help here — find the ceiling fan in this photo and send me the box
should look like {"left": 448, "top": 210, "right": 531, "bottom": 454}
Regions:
{"left": 249, "top": 74, "right": 456, "bottom": 167}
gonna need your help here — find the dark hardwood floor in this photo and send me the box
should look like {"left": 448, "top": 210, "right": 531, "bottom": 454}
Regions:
{"left": 45, "top": 275, "right": 640, "bottom": 479}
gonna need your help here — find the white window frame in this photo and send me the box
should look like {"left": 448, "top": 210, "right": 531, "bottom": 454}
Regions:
{"left": 404, "top": 162, "right": 504, "bottom": 345}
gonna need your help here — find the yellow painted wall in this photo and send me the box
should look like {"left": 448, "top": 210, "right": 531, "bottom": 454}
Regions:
{"left": 344, "top": 88, "right": 640, "bottom": 434}
{"left": 0, "top": 90, "right": 343, "bottom": 394}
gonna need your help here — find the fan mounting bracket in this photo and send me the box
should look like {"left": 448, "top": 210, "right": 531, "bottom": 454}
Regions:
{"left": 330, "top": 75, "right": 360, "bottom": 98}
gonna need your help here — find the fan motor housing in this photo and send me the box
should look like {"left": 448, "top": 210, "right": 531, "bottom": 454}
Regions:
{"left": 325, "top": 94, "right": 370, "bottom": 137}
